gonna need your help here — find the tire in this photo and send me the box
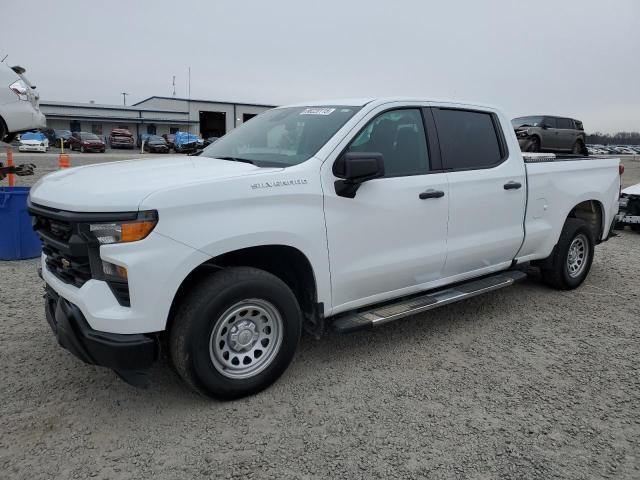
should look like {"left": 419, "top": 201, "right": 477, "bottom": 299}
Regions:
{"left": 170, "top": 267, "right": 302, "bottom": 400}
{"left": 631, "top": 225, "right": 640, "bottom": 232}
{"left": 541, "top": 218, "right": 595, "bottom": 290}
{"left": 572, "top": 140, "right": 585, "bottom": 155}
{"left": 528, "top": 136, "right": 541, "bottom": 152}
{"left": 100, "top": 149, "right": 105, "bottom": 153}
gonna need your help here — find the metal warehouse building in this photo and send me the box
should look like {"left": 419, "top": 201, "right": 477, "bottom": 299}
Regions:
{"left": 40, "top": 96, "right": 274, "bottom": 140}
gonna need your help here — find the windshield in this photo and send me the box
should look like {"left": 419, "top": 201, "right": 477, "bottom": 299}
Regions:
{"left": 148, "top": 136, "right": 165, "bottom": 142}
{"left": 55, "top": 130, "right": 71, "bottom": 136}
{"left": 512, "top": 116, "right": 544, "bottom": 128}
{"left": 200, "top": 106, "right": 360, "bottom": 167}
{"left": 80, "top": 133, "right": 99, "bottom": 140}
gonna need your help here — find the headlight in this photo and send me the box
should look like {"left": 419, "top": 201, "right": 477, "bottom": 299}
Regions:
{"left": 88, "top": 211, "right": 158, "bottom": 245}
{"left": 9, "top": 80, "right": 28, "bottom": 100}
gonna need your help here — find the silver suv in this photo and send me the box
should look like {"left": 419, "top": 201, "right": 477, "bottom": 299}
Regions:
{"left": 0, "top": 63, "right": 46, "bottom": 143}
{"left": 512, "top": 116, "right": 587, "bottom": 155}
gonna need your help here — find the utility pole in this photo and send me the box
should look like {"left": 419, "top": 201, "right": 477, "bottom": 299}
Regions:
{"left": 187, "top": 67, "right": 191, "bottom": 134}
{"left": 172, "top": 76, "right": 176, "bottom": 97}
{"left": 121, "top": 92, "right": 129, "bottom": 106}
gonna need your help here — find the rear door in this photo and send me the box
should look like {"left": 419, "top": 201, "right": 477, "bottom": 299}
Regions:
{"left": 431, "top": 107, "right": 527, "bottom": 278}
{"left": 557, "top": 118, "right": 577, "bottom": 151}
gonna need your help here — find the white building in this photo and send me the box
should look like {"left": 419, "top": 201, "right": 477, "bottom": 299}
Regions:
{"left": 40, "top": 96, "right": 274, "bottom": 140}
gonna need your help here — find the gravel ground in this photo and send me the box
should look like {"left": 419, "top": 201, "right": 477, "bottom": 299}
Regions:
{"left": 1, "top": 151, "right": 639, "bottom": 479}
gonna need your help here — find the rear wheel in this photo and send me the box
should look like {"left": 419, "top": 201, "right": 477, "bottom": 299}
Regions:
{"left": 541, "top": 218, "right": 594, "bottom": 290}
{"left": 572, "top": 140, "right": 585, "bottom": 155}
{"left": 170, "top": 267, "right": 302, "bottom": 400}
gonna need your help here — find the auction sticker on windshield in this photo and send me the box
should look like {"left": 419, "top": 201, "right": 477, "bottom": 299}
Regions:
{"left": 300, "top": 108, "right": 335, "bottom": 115}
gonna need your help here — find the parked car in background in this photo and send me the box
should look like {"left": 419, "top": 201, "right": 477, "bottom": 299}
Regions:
{"left": 162, "top": 133, "right": 176, "bottom": 149}
{"left": 173, "top": 131, "right": 199, "bottom": 153}
{"left": 18, "top": 131, "right": 48, "bottom": 152}
{"left": 616, "top": 183, "right": 640, "bottom": 232}
{"left": 203, "top": 136, "right": 219, "bottom": 148}
{"left": 512, "top": 116, "right": 587, "bottom": 154}
{"left": 50, "top": 129, "right": 73, "bottom": 147}
{"left": 0, "top": 63, "right": 46, "bottom": 142}
{"left": 69, "top": 132, "right": 106, "bottom": 152}
{"left": 109, "top": 128, "right": 135, "bottom": 149}
{"left": 143, "top": 135, "right": 169, "bottom": 153}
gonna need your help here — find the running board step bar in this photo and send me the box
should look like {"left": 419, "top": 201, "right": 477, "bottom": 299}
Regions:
{"left": 332, "top": 271, "right": 527, "bottom": 333}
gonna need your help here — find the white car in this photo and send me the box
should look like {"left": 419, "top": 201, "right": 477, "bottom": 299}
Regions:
{"left": 0, "top": 63, "right": 46, "bottom": 142}
{"left": 18, "top": 131, "right": 48, "bottom": 152}
{"left": 28, "top": 97, "right": 622, "bottom": 399}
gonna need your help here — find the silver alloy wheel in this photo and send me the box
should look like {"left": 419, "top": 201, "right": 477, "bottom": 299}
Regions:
{"left": 567, "top": 234, "right": 589, "bottom": 278}
{"left": 209, "top": 299, "right": 283, "bottom": 379}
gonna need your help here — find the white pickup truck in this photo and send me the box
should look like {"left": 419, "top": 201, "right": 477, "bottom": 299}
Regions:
{"left": 28, "top": 98, "right": 622, "bottom": 399}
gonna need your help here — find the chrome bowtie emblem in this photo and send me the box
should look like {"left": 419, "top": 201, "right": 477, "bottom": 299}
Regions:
{"left": 61, "top": 258, "right": 71, "bottom": 269}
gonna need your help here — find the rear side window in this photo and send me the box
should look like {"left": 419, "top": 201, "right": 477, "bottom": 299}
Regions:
{"left": 543, "top": 117, "right": 558, "bottom": 128}
{"left": 433, "top": 108, "right": 504, "bottom": 170}
{"left": 558, "top": 118, "right": 574, "bottom": 129}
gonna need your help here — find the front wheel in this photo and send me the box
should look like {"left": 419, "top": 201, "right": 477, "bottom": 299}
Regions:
{"left": 170, "top": 267, "right": 302, "bottom": 400}
{"left": 528, "top": 136, "right": 541, "bottom": 152}
{"left": 541, "top": 218, "right": 595, "bottom": 290}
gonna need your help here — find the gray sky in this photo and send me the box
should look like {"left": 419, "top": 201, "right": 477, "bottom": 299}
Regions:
{"left": 2, "top": 0, "right": 639, "bottom": 133}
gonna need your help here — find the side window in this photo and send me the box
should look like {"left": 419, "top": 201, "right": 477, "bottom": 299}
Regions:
{"left": 544, "top": 117, "right": 558, "bottom": 128}
{"left": 558, "top": 118, "right": 573, "bottom": 129}
{"left": 346, "top": 109, "right": 429, "bottom": 177}
{"left": 433, "top": 108, "right": 504, "bottom": 170}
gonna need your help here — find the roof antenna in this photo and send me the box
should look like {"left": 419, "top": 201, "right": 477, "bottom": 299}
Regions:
{"left": 172, "top": 75, "right": 176, "bottom": 97}
{"left": 0, "top": 54, "right": 7, "bottom": 63}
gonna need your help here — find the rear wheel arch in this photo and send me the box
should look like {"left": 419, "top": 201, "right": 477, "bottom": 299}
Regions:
{"left": 567, "top": 199, "right": 604, "bottom": 242}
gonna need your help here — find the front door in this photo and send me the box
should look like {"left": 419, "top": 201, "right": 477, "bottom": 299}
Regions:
{"left": 322, "top": 107, "right": 449, "bottom": 313}
{"left": 430, "top": 107, "right": 527, "bottom": 278}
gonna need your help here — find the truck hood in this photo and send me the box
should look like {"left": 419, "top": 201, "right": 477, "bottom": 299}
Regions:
{"left": 29, "top": 156, "right": 281, "bottom": 212}
{"left": 622, "top": 183, "right": 640, "bottom": 196}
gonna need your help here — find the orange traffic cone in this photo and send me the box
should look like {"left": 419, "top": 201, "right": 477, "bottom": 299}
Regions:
{"left": 59, "top": 153, "right": 70, "bottom": 169}
{"left": 6, "top": 147, "right": 15, "bottom": 186}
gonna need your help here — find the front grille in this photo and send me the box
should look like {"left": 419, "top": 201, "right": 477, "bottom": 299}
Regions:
{"left": 33, "top": 214, "right": 92, "bottom": 288}
{"left": 41, "top": 245, "right": 92, "bottom": 288}
{"left": 29, "top": 203, "right": 137, "bottom": 307}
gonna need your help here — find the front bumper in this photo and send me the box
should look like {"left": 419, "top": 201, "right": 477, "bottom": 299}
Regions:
{"left": 19, "top": 144, "right": 46, "bottom": 152}
{"left": 616, "top": 213, "right": 640, "bottom": 225}
{"left": 44, "top": 286, "right": 158, "bottom": 371}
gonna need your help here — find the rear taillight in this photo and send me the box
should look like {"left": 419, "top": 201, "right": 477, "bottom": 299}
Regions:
{"left": 619, "top": 163, "right": 624, "bottom": 195}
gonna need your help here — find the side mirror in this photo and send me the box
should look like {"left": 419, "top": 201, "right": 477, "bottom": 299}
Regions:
{"left": 541, "top": 124, "right": 549, "bottom": 130}
{"left": 333, "top": 152, "right": 384, "bottom": 198}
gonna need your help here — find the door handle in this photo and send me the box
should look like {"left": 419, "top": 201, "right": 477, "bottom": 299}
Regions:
{"left": 504, "top": 181, "right": 522, "bottom": 190}
{"left": 419, "top": 189, "right": 445, "bottom": 199}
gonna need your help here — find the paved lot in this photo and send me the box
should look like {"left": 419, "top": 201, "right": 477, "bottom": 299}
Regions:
{"left": 1, "top": 151, "right": 639, "bottom": 479}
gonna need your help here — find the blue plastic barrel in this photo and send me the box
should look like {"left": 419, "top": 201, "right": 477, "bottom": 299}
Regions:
{"left": 0, "top": 187, "right": 42, "bottom": 260}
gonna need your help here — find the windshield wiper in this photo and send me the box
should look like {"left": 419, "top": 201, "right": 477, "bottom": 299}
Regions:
{"left": 216, "top": 156, "right": 258, "bottom": 165}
